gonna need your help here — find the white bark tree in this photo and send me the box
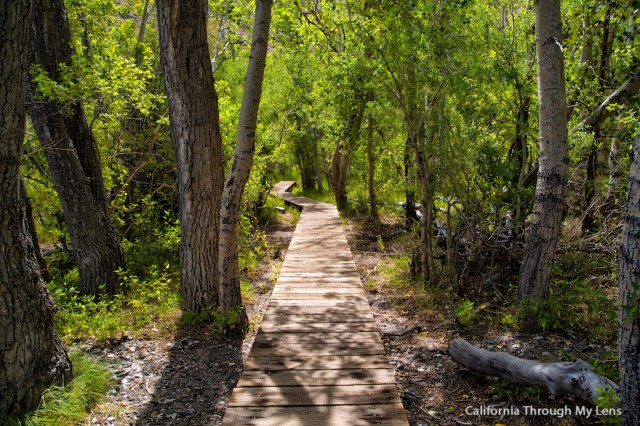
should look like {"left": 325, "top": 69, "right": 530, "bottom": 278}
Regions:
{"left": 218, "top": 0, "right": 273, "bottom": 320}
{"left": 516, "top": 0, "right": 569, "bottom": 331}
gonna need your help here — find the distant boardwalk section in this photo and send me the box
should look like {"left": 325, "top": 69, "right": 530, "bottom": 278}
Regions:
{"left": 222, "top": 181, "right": 408, "bottom": 425}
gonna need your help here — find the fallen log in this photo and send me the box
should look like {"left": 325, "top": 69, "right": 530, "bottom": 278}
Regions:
{"left": 448, "top": 338, "right": 618, "bottom": 403}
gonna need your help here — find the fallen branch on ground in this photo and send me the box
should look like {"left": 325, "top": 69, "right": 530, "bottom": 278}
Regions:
{"left": 447, "top": 338, "right": 618, "bottom": 403}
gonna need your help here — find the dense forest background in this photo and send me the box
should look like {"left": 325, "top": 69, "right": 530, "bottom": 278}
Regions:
{"left": 2, "top": 0, "right": 640, "bottom": 424}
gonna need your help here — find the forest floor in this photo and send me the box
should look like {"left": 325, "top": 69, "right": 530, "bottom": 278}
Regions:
{"left": 85, "top": 210, "right": 618, "bottom": 426}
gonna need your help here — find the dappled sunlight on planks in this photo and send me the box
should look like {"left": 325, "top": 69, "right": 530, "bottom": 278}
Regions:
{"left": 222, "top": 181, "right": 408, "bottom": 426}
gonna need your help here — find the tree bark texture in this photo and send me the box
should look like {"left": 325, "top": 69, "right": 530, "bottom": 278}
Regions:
{"left": 410, "top": 131, "right": 436, "bottom": 285}
{"left": 157, "top": 0, "right": 224, "bottom": 312}
{"left": 218, "top": 0, "right": 272, "bottom": 315}
{"left": 331, "top": 107, "right": 364, "bottom": 210}
{"left": 331, "top": 141, "right": 350, "bottom": 209}
{"left": 516, "top": 0, "right": 569, "bottom": 331}
{"left": 619, "top": 125, "right": 640, "bottom": 425}
{"left": 1, "top": 0, "right": 72, "bottom": 415}
{"left": 403, "top": 138, "right": 418, "bottom": 222}
{"left": 20, "top": 175, "right": 51, "bottom": 282}
{"left": 367, "top": 113, "right": 377, "bottom": 218}
{"left": 27, "top": 0, "right": 125, "bottom": 296}
{"left": 448, "top": 339, "right": 617, "bottom": 404}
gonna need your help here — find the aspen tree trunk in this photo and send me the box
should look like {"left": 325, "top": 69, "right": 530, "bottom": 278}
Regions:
{"left": 1, "top": 0, "right": 72, "bottom": 415}
{"left": 403, "top": 138, "right": 418, "bottom": 222}
{"left": 157, "top": 0, "right": 224, "bottom": 312}
{"left": 367, "top": 113, "right": 377, "bottom": 218}
{"left": 331, "top": 141, "right": 350, "bottom": 209}
{"left": 27, "top": 0, "right": 125, "bottom": 296}
{"left": 219, "top": 0, "right": 272, "bottom": 317}
{"left": 619, "top": 125, "right": 640, "bottom": 425}
{"left": 331, "top": 107, "right": 364, "bottom": 210}
{"left": 516, "top": 0, "right": 569, "bottom": 331}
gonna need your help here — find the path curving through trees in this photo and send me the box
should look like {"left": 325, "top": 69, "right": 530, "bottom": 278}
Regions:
{"left": 222, "top": 181, "right": 408, "bottom": 425}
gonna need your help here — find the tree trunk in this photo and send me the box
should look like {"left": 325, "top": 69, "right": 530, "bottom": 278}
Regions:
{"left": 367, "top": 113, "right": 377, "bottom": 218}
{"left": 331, "top": 141, "right": 350, "bottom": 209}
{"left": 27, "top": 0, "right": 125, "bottom": 297}
{"left": 407, "top": 129, "right": 436, "bottom": 285}
{"left": 448, "top": 339, "right": 617, "bottom": 403}
{"left": 619, "top": 125, "right": 640, "bottom": 425}
{"left": 218, "top": 0, "right": 272, "bottom": 320}
{"left": 157, "top": 0, "right": 224, "bottom": 312}
{"left": 602, "top": 128, "right": 621, "bottom": 214}
{"left": 516, "top": 0, "right": 569, "bottom": 331}
{"left": 404, "top": 138, "right": 418, "bottom": 222}
{"left": 331, "top": 107, "right": 364, "bottom": 210}
{"left": 20, "top": 175, "right": 51, "bottom": 282}
{"left": 0, "top": 0, "right": 72, "bottom": 416}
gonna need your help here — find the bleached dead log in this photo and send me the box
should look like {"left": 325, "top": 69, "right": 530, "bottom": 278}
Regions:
{"left": 448, "top": 338, "right": 618, "bottom": 403}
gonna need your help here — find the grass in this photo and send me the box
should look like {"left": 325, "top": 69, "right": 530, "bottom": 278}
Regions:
{"left": 0, "top": 350, "right": 111, "bottom": 426}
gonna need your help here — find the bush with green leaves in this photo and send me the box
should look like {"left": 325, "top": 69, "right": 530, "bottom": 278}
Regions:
{"left": 48, "top": 264, "right": 180, "bottom": 343}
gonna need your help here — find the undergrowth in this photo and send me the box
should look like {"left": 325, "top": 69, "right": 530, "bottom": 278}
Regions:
{"left": 48, "top": 264, "right": 181, "bottom": 344}
{"left": 0, "top": 350, "right": 110, "bottom": 426}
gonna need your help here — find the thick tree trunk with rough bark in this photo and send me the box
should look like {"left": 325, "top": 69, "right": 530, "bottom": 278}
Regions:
{"left": 449, "top": 339, "right": 617, "bottom": 403}
{"left": 27, "top": 0, "right": 125, "bottom": 296}
{"left": 516, "top": 0, "right": 569, "bottom": 331}
{"left": 157, "top": 0, "right": 224, "bottom": 312}
{"left": 1, "top": 0, "right": 72, "bottom": 415}
{"left": 619, "top": 125, "right": 640, "bottom": 425}
{"left": 218, "top": 0, "right": 272, "bottom": 318}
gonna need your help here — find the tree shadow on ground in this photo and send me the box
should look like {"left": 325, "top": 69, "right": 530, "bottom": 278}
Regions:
{"left": 136, "top": 324, "right": 243, "bottom": 425}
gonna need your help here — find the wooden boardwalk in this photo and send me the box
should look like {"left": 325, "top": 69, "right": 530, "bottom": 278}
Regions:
{"left": 222, "top": 182, "right": 408, "bottom": 426}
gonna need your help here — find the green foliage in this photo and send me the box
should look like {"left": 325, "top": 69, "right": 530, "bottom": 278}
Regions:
{"left": 594, "top": 386, "right": 621, "bottom": 426}
{"left": 455, "top": 299, "right": 481, "bottom": 327}
{"left": 0, "top": 350, "right": 110, "bottom": 426}
{"left": 181, "top": 304, "right": 247, "bottom": 336}
{"left": 48, "top": 264, "right": 179, "bottom": 343}
{"left": 526, "top": 278, "right": 617, "bottom": 339}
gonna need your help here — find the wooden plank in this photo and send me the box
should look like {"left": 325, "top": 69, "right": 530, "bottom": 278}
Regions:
{"left": 267, "top": 299, "right": 367, "bottom": 307}
{"left": 268, "top": 293, "right": 368, "bottom": 301}
{"left": 261, "top": 312, "right": 374, "bottom": 324}
{"left": 277, "top": 271, "right": 359, "bottom": 277}
{"left": 259, "top": 321, "right": 378, "bottom": 333}
{"left": 243, "top": 354, "right": 391, "bottom": 371}
{"left": 228, "top": 384, "right": 400, "bottom": 407}
{"left": 274, "top": 283, "right": 364, "bottom": 289}
{"left": 265, "top": 306, "right": 372, "bottom": 315}
{"left": 235, "top": 368, "right": 397, "bottom": 387}
{"left": 249, "top": 341, "right": 385, "bottom": 357}
{"left": 271, "top": 287, "right": 364, "bottom": 295}
{"left": 253, "top": 331, "right": 383, "bottom": 345}
{"left": 276, "top": 276, "right": 362, "bottom": 284}
{"left": 223, "top": 403, "right": 408, "bottom": 426}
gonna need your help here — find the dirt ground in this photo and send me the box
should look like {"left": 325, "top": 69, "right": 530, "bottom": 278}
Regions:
{"left": 86, "top": 213, "right": 618, "bottom": 425}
